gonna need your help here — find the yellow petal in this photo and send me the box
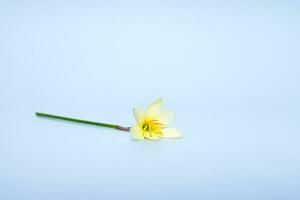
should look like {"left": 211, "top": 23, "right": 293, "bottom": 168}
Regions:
{"left": 130, "top": 124, "right": 144, "bottom": 140}
{"left": 144, "top": 131, "right": 161, "bottom": 140}
{"left": 157, "top": 111, "right": 175, "bottom": 126}
{"left": 162, "top": 128, "right": 182, "bottom": 138}
{"left": 133, "top": 108, "right": 146, "bottom": 126}
{"left": 146, "top": 97, "right": 163, "bottom": 119}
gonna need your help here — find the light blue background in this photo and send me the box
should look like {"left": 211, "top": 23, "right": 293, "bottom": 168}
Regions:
{"left": 1, "top": 1, "right": 299, "bottom": 199}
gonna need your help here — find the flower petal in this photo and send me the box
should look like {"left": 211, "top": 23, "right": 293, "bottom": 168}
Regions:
{"left": 157, "top": 111, "right": 175, "bottom": 126}
{"left": 146, "top": 97, "right": 163, "bottom": 119}
{"left": 162, "top": 128, "right": 183, "bottom": 138}
{"left": 133, "top": 108, "right": 146, "bottom": 126}
{"left": 144, "top": 131, "right": 161, "bottom": 140}
{"left": 130, "top": 124, "right": 144, "bottom": 140}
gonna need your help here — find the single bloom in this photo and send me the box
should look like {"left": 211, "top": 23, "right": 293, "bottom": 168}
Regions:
{"left": 130, "top": 97, "right": 183, "bottom": 140}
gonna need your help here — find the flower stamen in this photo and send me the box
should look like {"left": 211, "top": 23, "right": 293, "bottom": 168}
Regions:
{"left": 142, "top": 119, "right": 164, "bottom": 133}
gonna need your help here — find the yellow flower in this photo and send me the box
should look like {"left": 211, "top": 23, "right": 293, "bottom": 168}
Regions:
{"left": 130, "top": 97, "right": 183, "bottom": 140}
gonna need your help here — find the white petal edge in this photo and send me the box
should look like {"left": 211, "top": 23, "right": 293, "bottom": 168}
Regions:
{"left": 162, "top": 128, "right": 183, "bottom": 138}
{"left": 133, "top": 107, "right": 146, "bottom": 126}
{"left": 146, "top": 97, "right": 163, "bottom": 119}
{"left": 144, "top": 131, "right": 161, "bottom": 140}
{"left": 130, "top": 124, "right": 144, "bottom": 140}
{"left": 157, "top": 111, "right": 175, "bottom": 126}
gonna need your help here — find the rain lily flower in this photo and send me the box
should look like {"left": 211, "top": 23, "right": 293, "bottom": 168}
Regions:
{"left": 35, "top": 97, "right": 182, "bottom": 140}
{"left": 130, "top": 97, "right": 182, "bottom": 140}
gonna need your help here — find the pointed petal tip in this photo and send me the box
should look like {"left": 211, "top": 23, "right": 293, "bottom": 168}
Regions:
{"left": 162, "top": 128, "right": 183, "bottom": 139}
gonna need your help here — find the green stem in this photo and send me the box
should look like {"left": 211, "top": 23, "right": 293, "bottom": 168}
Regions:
{"left": 35, "top": 112, "right": 130, "bottom": 132}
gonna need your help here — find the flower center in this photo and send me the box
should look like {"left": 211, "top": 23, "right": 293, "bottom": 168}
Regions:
{"left": 142, "top": 124, "right": 150, "bottom": 131}
{"left": 142, "top": 119, "right": 164, "bottom": 132}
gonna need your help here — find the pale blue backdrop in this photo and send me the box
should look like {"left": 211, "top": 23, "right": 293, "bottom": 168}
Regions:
{"left": 0, "top": 1, "right": 299, "bottom": 199}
